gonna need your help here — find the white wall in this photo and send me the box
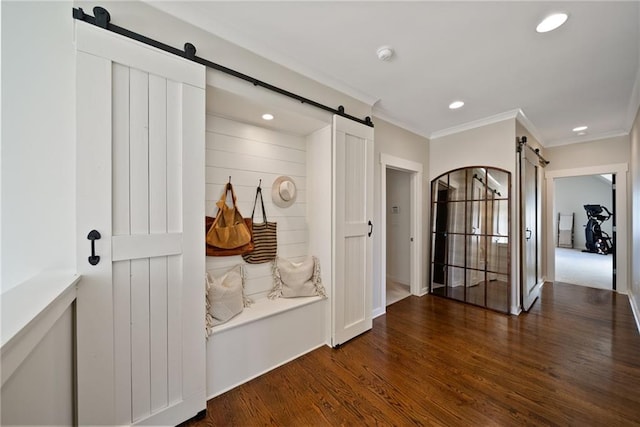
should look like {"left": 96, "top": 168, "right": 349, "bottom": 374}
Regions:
{"left": 555, "top": 175, "right": 613, "bottom": 250}
{"left": 1, "top": 1, "right": 76, "bottom": 292}
{"left": 1, "top": 3, "right": 76, "bottom": 424}
{"left": 204, "top": 115, "right": 311, "bottom": 300}
{"left": 386, "top": 169, "right": 411, "bottom": 285}
{"left": 1, "top": 305, "right": 74, "bottom": 425}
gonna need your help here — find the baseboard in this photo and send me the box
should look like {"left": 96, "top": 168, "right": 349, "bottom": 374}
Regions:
{"left": 628, "top": 292, "right": 640, "bottom": 334}
{"left": 372, "top": 307, "right": 386, "bottom": 319}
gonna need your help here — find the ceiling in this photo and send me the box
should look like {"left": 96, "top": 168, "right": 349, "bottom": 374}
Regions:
{"left": 151, "top": 1, "right": 640, "bottom": 147}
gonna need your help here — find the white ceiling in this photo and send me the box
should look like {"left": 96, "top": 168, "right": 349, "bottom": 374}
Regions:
{"left": 151, "top": 1, "right": 640, "bottom": 147}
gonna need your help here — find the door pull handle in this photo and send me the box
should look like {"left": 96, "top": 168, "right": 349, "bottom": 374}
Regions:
{"left": 87, "top": 229, "right": 101, "bottom": 265}
{"left": 368, "top": 221, "right": 373, "bottom": 237}
{"left": 525, "top": 228, "right": 532, "bottom": 241}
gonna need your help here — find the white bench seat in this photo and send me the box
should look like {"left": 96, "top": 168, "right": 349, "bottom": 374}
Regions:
{"left": 206, "top": 295, "right": 327, "bottom": 398}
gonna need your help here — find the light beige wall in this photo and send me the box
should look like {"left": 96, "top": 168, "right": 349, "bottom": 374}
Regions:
{"left": 77, "top": 1, "right": 371, "bottom": 120}
{"left": 373, "top": 118, "right": 429, "bottom": 312}
{"left": 429, "top": 119, "right": 520, "bottom": 313}
{"left": 630, "top": 106, "right": 640, "bottom": 316}
{"left": 545, "top": 136, "right": 630, "bottom": 171}
{"left": 386, "top": 169, "right": 411, "bottom": 286}
{"left": 429, "top": 119, "right": 516, "bottom": 180}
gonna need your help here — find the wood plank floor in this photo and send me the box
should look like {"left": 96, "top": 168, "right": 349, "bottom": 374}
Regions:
{"left": 182, "top": 282, "right": 640, "bottom": 426}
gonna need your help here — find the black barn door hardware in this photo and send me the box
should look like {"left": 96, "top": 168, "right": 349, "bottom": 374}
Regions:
{"left": 517, "top": 136, "right": 550, "bottom": 166}
{"left": 87, "top": 229, "right": 101, "bottom": 265}
{"left": 72, "top": 6, "right": 374, "bottom": 128}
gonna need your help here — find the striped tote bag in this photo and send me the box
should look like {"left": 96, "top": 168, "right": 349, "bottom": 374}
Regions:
{"left": 242, "top": 185, "right": 277, "bottom": 264}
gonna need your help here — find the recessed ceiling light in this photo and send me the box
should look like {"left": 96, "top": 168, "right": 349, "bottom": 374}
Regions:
{"left": 572, "top": 125, "right": 588, "bottom": 132}
{"left": 536, "top": 13, "right": 568, "bottom": 33}
{"left": 449, "top": 101, "right": 465, "bottom": 110}
{"left": 262, "top": 113, "right": 274, "bottom": 121}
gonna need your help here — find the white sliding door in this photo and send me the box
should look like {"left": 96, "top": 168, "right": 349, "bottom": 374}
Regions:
{"left": 75, "top": 22, "right": 206, "bottom": 425}
{"left": 332, "top": 115, "right": 374, "bottom": 346}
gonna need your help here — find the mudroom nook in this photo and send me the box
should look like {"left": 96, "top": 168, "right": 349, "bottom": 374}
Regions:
{"left": 203, "top": 86, "right": 331, "bottom": 398}
{"left": 72, "top": 8, "right": 377, "bottom": 421}
{"left": 202, "top": 79, "right": 374, "bottom": 397}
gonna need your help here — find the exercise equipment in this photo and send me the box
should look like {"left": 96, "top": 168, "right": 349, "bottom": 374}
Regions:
{"left": 582, "top": 204, "right": 613, "bottom": 255}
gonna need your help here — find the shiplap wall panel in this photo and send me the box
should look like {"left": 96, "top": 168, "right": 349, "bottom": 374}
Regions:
{"left": 205, "top": 115, "right": 308, "bottom": 299}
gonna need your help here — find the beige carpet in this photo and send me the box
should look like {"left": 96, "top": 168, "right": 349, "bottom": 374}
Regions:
{"left": 386, "top": 279, "right": 410, "bottom": 306}
{"left": 555, "top": 247, "right": 613, "bottom": 290}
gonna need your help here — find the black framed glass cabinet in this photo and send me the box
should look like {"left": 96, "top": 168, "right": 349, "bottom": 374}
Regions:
{"left": 430, "top": 167, "right": 511, "bottom": 312}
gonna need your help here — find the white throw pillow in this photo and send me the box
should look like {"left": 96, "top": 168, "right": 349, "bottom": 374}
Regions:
{"left": 269, "top": 256, "right": 326, "bottom": 299}
{"left": 205, "top": 265, "right": 252, "bottom": 335}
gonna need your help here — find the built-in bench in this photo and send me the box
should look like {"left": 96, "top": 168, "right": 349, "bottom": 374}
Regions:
{"left": 206, "top": 294, "right": 328, "bottom": 398}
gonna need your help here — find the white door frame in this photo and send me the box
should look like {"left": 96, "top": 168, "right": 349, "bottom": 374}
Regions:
{"left": 545, "top": 163, "right": 629, "bottom": 294}
{"left": 378, "top": 153, "right": 424, "bottom": 316}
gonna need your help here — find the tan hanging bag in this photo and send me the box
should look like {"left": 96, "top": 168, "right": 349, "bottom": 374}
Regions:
{"left": 206, "top": 182, "right": 252, "bottom": 250}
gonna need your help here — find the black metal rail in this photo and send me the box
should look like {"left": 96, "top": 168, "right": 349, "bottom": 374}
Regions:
{"left": 517, "top": 136, "right": 550, "bottom": 165}
{"left": 72, "top": 6, "right": 374, "bottom": 128}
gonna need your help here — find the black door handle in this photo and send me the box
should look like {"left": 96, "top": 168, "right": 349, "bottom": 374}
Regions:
{"left": 368, "top": 221, "right": 373, "bottom": 237}
{"left": 525, "top": 228, "right": 532, "bottom": 241}
{"left": 87, "top": 229, "right": 101, "bottom": 265}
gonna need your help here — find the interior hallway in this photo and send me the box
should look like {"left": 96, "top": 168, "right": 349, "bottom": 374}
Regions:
{"left": 183, "top": 282, "right": 640, "bottom": 426}
{"left": 386, "top": 279, "right": 410, "bottom": 306}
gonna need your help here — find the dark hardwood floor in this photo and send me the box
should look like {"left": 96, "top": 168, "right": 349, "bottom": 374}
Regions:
{"left": 183, "top": 282, "right": 640, "bottom": 426}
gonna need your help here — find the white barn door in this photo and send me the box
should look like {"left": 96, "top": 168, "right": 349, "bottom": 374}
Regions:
{"left": 75, "top": 23, "right": 206, "bottom": 425}
{"left": 332, "top": 115, "right": 374, "bottom": 346}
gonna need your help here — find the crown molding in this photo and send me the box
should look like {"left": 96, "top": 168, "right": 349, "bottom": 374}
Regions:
{"left": 543, "top": 129, "right": 629, "bottom": 148}
{"left": 429, "top": 109, "right": 521, "bottom": 140}
{"left": 372, "top": 107, "right": 431, "bottom": 141}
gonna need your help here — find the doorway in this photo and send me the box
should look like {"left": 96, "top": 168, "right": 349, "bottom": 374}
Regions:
{"left": 379, "top": 154, "right": 424, "bottom": 313}
{"left": 545, "top": 163, "right": 628, "bottom": 294}
{"left": 553, "top": 174, "right": 614, "bottom": 290}
{"left": 386, "top": 168, "right": 412, "bottom": 305}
